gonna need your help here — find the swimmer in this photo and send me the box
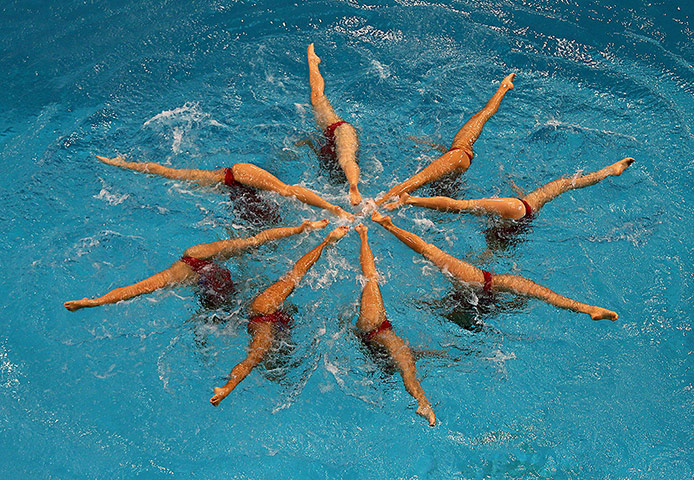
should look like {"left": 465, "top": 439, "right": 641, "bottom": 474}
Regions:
{"left": 385, "top": 158, "right": 635, "bottom": 217}
{"left": 64, "top": 220, "right": 330, "bottom": 311}
{"left": 96, "top": 155, "right": 354, "bottom": 220}
{"left": 355, "top": 224, "right": 436, "bottom": 426}
{"left": 371, "top": 212, "right": 618, "bottom": 321}
{"left": 375, "top": 73, "right": 516, "bottom": 206}
{"left": 301, "top": 43, "right": 362, "bottom": 206}
{"left": 210, "top": 225, "right": 350, "bottom": 406}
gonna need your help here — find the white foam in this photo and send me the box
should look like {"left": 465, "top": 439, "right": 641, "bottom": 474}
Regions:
{"left": 143, "top": 102, "right": 230, "bottom": 152}
{"left": 535, "top": 116, "right": 637, "bottom": 141}
{"left": 0, "top": 343, "right": 21, "bottom": 389}
{"left": 370, "top": 59, "right": 391, "bottom": 79}
{"left": 93, "top": 186, "right": 129, "bottom": 206}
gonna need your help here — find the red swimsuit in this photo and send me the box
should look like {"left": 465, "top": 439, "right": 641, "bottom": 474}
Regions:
{"left": 482, "top": 270, "right": 494, "bottom": 292}
{"left": 247, "top": 311, "right": 293, "bottom": 332}
{"left": 362, "top": 319, "right": 393, "bottom": 342}
{"left": 224, "top": 167, "right": 237, "bottom": 187}
{"left": 519, "top": 198, "right": 534, "bottom": 218}
{"left": 319, "top": 120, "right": 347, "bottom": 159}
{"left": 222, "top": 166, "right": 281, "bottom": 224}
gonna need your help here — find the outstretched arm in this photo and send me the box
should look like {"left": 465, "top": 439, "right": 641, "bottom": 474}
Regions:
{"left": 182, "top": 219, "right": 329, "bottom": 261}
{"left": 209, "top": 321, "right": 275, "bottom": 406}
{"left": 97, "top": 155, "right": 224, "bottom": 186}
{"left": 64, "top": 261, "right": 193, "bottom": 311}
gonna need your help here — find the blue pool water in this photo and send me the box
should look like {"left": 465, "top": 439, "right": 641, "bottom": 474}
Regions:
{"left": 2, "top": 0, "right": 692, "bottom": 478}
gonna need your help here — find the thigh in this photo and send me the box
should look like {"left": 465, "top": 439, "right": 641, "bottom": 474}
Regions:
{"left": 233, "top": 163, "right": 287, "bottom": 191}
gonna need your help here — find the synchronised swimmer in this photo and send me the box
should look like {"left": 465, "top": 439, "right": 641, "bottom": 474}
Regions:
{"left": 65, "top": 44, "right": 631, "bottom": 426}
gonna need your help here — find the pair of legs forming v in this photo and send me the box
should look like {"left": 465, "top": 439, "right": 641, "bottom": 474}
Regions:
{"left": 65, "top": 221, "right": 349, "bottom": 406}
{"left": 64, "top": 219, "right": 331, "bottom": 311}
{"left": 305, "top": 43, "right": 362, "bottom": 206}
{"left": 371, "top": 212, "right": 617, "bottom": 321}
{"left": 96, "top": 157, "right": 354, "bottom": 220}
{"left": 386, "top": 158, "right": 635, "bottom": 218}
{"left": 98, "top": 43, "right": 362, "bottom": 216}
{"left": 374, "top": 73, "right": 517, "bottom": 206}
{"left": 355, "top": 224, "right": 436, "bottom": 426}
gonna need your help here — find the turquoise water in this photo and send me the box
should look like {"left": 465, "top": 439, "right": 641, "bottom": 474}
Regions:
{"left": 2, "top": 0, "right": 692, "bottom": 478}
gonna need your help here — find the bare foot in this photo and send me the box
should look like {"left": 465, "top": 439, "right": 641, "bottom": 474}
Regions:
{"left": 307, "top": 43, "right": 321, "bottom": 66}
{"left": 501, "top": 73, "right": 515, "bottom": 90}
{"left": 326, "top": 225, "right": 350, "bottom": 242}
{"left": 210, "top": 386, "right": 232, "bottom": 406}
{"left": 335, "top": 207, "right": 355, "bottom": 221}
{"left": 416, "top": 403, "right": 437, "bottom": 427}
{"left": 96, "top": 155, "right": 126, "bottom": 167}
{"left": 589, "top": 307, "right": 618, "bottom": 321}
{"left": 302, "top": 219, "right": 329, "bottom": 231}
{"left": 384, "top": 193, "right": 410, "bottom": 211}
{"left": 608, "top": 157, "right": 634, "bottom": 176}
{"left": 355, "top": 224, "right": 368, "bottom": 236}
{"left": 349, "top": 184, "right": 362, "bottom": 206}
{"left": 64, "top": 298, "right": 95, "bottom": 311}
{"left": 370, "top": 211, "right": 393, "bottom": 227}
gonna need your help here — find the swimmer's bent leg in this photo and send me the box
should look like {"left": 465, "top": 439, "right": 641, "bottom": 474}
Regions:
{"left": 372, "top": 213, "right": 484, "bottom": 285}
{"left": 182, "top": 220, "right": 329, "bottom": 262}
{"left": 250, "top": 227, "right": 347, "bottom": 315}
{"left": 376, "top": 150, "right": 469, "bottom": 205}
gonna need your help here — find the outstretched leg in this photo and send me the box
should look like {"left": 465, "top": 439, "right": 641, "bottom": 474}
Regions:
{"left": 523, "top": 157, "right": 634, "bottom": 212}
{"left": 375, "top": 74, "right": 516, "bottom": 206}
{"left": 356, "top": 224, "right": 436, "bottom": 426}
{"left": 250, "top": 226, "right": 350, "bottom": 315}
{"left": 491, "top": 274, "right": 617, "bottom": 321}
{"left": 375, "top": 149, "right": 469, "bottom": 205}
{"left": 385, "top": 192, "right": 527, "bottom": 219}
{"left": 307, "top": 43, "right": 362, "bottom": 205}
{"left": 233, "top": 163, "right": 354, "bottom": 220}
{"left": 450, "top": 73, "right": 515, "bottom": 152}
{"left": 98, "top": 155, "right": 353, "bottom": 219}
{"left": 307, "top": 43, "right": 341, "bottom": 129}
{"left": 210, "top": 321, "right": 274, "bottom": 406}
{"left": 371, "top": 212, "right": 485, "bottom": 285}
{"left": 64, "top": 261, "right": 193, "bottom": 311}
{"left": 182, "top": 219, "right": 329, "bottom": 261}
{"left": 374, "top": 330, "right": 436, "bottom": 426}
{"left": 209, "top": 226, "right": 350, "bottom": 405}
{"left": 97, "top": 155, "right": 224, "bottom": 186}
{"left": 372, "top": 212, "right": 617, "bottom": 321}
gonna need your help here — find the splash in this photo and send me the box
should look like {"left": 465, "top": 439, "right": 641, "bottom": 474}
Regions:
{"left": 143, "top": 102, "right": 229, "bottom": 153}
